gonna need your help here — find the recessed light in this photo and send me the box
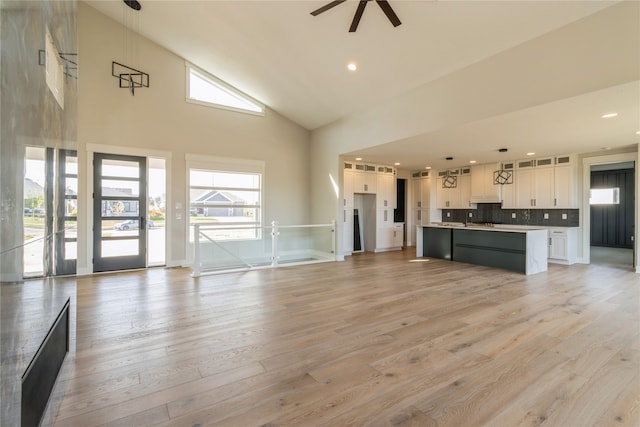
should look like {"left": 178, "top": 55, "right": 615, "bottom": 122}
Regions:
{"left": 601, "top": 112, "right": 618, "bottom": 118}
{"left": 355, "top": 157, "right": 362, "bottom": 161}
{"left": 347, "top": 63, "right": 357, "bottom": 71}
{"left": 527, "top": 152, "right": 535, "bottom": 156}
{"left": 425, "top": 166, "right": 431, "bottom": 170}
{"left": 394, "top": 162, "right": 400, "bottom": 166}
{"left": 445, "top": 157, "right": 453, "bottom": 161}
{"left": 636, "top": 131, "right": 640, "bottom": 135}
{"left": 498, "top": 148, "right": 508, "bottom": 153}
{"left": 601, "top": 147, "right": 612, "bottom": 150}
{"left": 469, "top": 160, "right": 477, "bottom": 164}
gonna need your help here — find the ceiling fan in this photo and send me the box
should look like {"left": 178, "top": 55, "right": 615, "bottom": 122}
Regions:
{"left": 311, "top": 0, "right": 402, "bottom": 32}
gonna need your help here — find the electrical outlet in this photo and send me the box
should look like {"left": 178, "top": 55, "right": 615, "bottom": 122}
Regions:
{"left": 511, "top": 212, "right": 516, "bottom": 219}
{"left": 446, "top": 212, "right": 451, "bottom": 217}
{"left": 543, "top": 213, "right": 549, "bottom": 220}
{"left": 562, "top": 213, "right": 567, "bottom": 220}
{"left": 468, "top": 212, "right": 473, "bottom": 217}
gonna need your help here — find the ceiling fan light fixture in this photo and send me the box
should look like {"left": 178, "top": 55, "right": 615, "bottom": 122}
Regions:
{"left": 311, "top": 0, "right": 401, "bottom": 33}
{"left": 123, "top": 0, "right": 141, "bottom": 11}
{"left": 347, "top": 62, "right": 357, "bottom": 71}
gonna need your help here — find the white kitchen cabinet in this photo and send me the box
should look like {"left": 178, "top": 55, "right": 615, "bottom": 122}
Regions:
{"left": 548, "top": 227, "right": 578, "bottom": 264}
{"left": 343, "top": 162, "right": 354, "bottom": 208}
{"left": 509, "top": 159, "right": 555, "bottom": 208}
{"left": 376, "top": 166, "right": 396, "bottom": 210}
{"left": 554, "top": 156, "right": 577, "bottom": 208}
{"left": 502, "top": 155, "right": 577, "bottom": 209}
{"left": 411, "top": 170, "right": 431, "bottom": 210}
{"left": 353, "top": 163, "right": 377, "bottom": 194}
{"left": 436, "top": 168, "right": 472, "bottom": 209}
{"left": 391, "top": 223, "right": 404, "bottom": 248}
{"left": 411, "top": 171, "right": 431, "bottom": 246}
{"left": 470, "top": 163, "right": 502, "bottom": 203}
{"left": 458, "top": 173, "right": 472, "bottom": 208}
{"left": 516, "top": 166, "right": 554, "bottom": 208}
{"left": 375, "top": 215, "right": 403, "bottom": 251}
{"left": 375, "top": 208, "right": 402, "bottom": 251}
{"left": 343, "top": 208, "right": 354, "bottom": 254}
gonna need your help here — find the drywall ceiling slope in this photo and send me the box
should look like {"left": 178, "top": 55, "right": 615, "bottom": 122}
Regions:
{"left": 83, "top": 0, "right": 619, "bottom": 130}
{"left": 318, "top": 1, "right": 639, "bottom": 170}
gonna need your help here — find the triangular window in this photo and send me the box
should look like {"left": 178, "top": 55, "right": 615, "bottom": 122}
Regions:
{"left": 186, "top": 63, "right": 264, "bottom": 115}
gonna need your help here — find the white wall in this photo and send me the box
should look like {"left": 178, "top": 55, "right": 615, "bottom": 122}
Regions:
{"left": 77, "top": 3, "right": 310, "bottom": 272}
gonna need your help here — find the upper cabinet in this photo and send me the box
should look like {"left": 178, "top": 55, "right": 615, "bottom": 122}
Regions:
{"left": 411, "top": 170, "right": 430, "bottom": 210}
{"left": 436, "top": 167, "right": 473, "bottom": 209}
{"left": 502, "top": 155, "right": 577, "bottom": 209}
{"left": 353, "top": 163, "right": 377, "bottom": 194}
{"left": 343, "top": 162, "right": 354, "bottom": 208}
{"left": 553, "top": 155, "right": 578, "bottom": 208}
{"left": 376, "top": 165, "right": 396, "bottom": 210}
{"left": 411, "top": 170, "right": 431, "bottom": 226}
{"left": 470, "top": 163, "right": 502, "bottom": 203}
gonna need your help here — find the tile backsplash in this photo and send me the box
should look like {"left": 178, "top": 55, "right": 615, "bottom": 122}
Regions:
{"left": 443, "top": 203, "right": 579, "bottom": 227}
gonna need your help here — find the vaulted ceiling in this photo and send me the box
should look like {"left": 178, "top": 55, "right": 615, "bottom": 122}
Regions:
{"left": 85, "top": 0, "right": 639, "bottom": 170}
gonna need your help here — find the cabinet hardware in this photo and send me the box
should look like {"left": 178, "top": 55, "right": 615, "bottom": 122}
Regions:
{"left": 418, "top": 201, "right": 421, "bottom": 208}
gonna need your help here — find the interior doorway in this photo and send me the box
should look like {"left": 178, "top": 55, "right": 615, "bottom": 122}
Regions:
{"left": 588, "top": 160, "right": 636, "bottom": 269}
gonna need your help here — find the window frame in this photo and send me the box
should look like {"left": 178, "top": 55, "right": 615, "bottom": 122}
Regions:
{"left": 185, "top": 62, "right": 265, "bottom": 116}
{"left": 589, "top": 187, "right": 621, "bottom": 205}
{"left": 186, "top": 154, "right": 265, "bottom": 243}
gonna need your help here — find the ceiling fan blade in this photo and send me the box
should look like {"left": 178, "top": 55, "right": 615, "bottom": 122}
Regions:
{"left": 349, "top": 1, "right": 368, "bottom": 32}
{"left": 310, "top": 0, "right": 347, "bottom": 16}
{"left": 376, "top": 0, "right": 401, "bottom": 27}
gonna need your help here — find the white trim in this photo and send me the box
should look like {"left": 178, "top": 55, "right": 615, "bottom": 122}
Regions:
{"left": 86, "top": 143, "right": 173, "bottom": 160}
{"left": 185, "top": 153, "right": 265, "bottom": 172}
{"left": 581, "top": 151, "right": 637, "bottom": 270}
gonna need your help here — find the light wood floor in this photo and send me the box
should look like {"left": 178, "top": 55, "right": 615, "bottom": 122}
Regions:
{"left": 53, "top": 250, "right": 640, "bottom": 427}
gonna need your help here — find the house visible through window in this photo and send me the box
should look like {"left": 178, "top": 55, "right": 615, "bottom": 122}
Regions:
{"left": 189, "top": 167, "right": 262, "bottom": 241}
{"left": 186, "top": 63, "right": 264, "bottom": 115}
{"left": 589, "top": 188, "right": 620, "bottom": 205}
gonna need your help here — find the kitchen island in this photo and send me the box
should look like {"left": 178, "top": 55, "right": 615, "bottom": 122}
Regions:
{"left": 416, "top": 224, "right": 548, "bottom": 275}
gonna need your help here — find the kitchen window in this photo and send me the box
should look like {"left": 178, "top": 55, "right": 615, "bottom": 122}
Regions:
{"left": 589, "top": 188, "right": 620, "bottom": 205}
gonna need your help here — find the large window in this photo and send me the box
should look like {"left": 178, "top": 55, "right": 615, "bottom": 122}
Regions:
{"left": 189, "top": 160, "right": 263, "bottom": 241}
{"left": 186, "top": 63, "right": 265, "bottom": 115}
